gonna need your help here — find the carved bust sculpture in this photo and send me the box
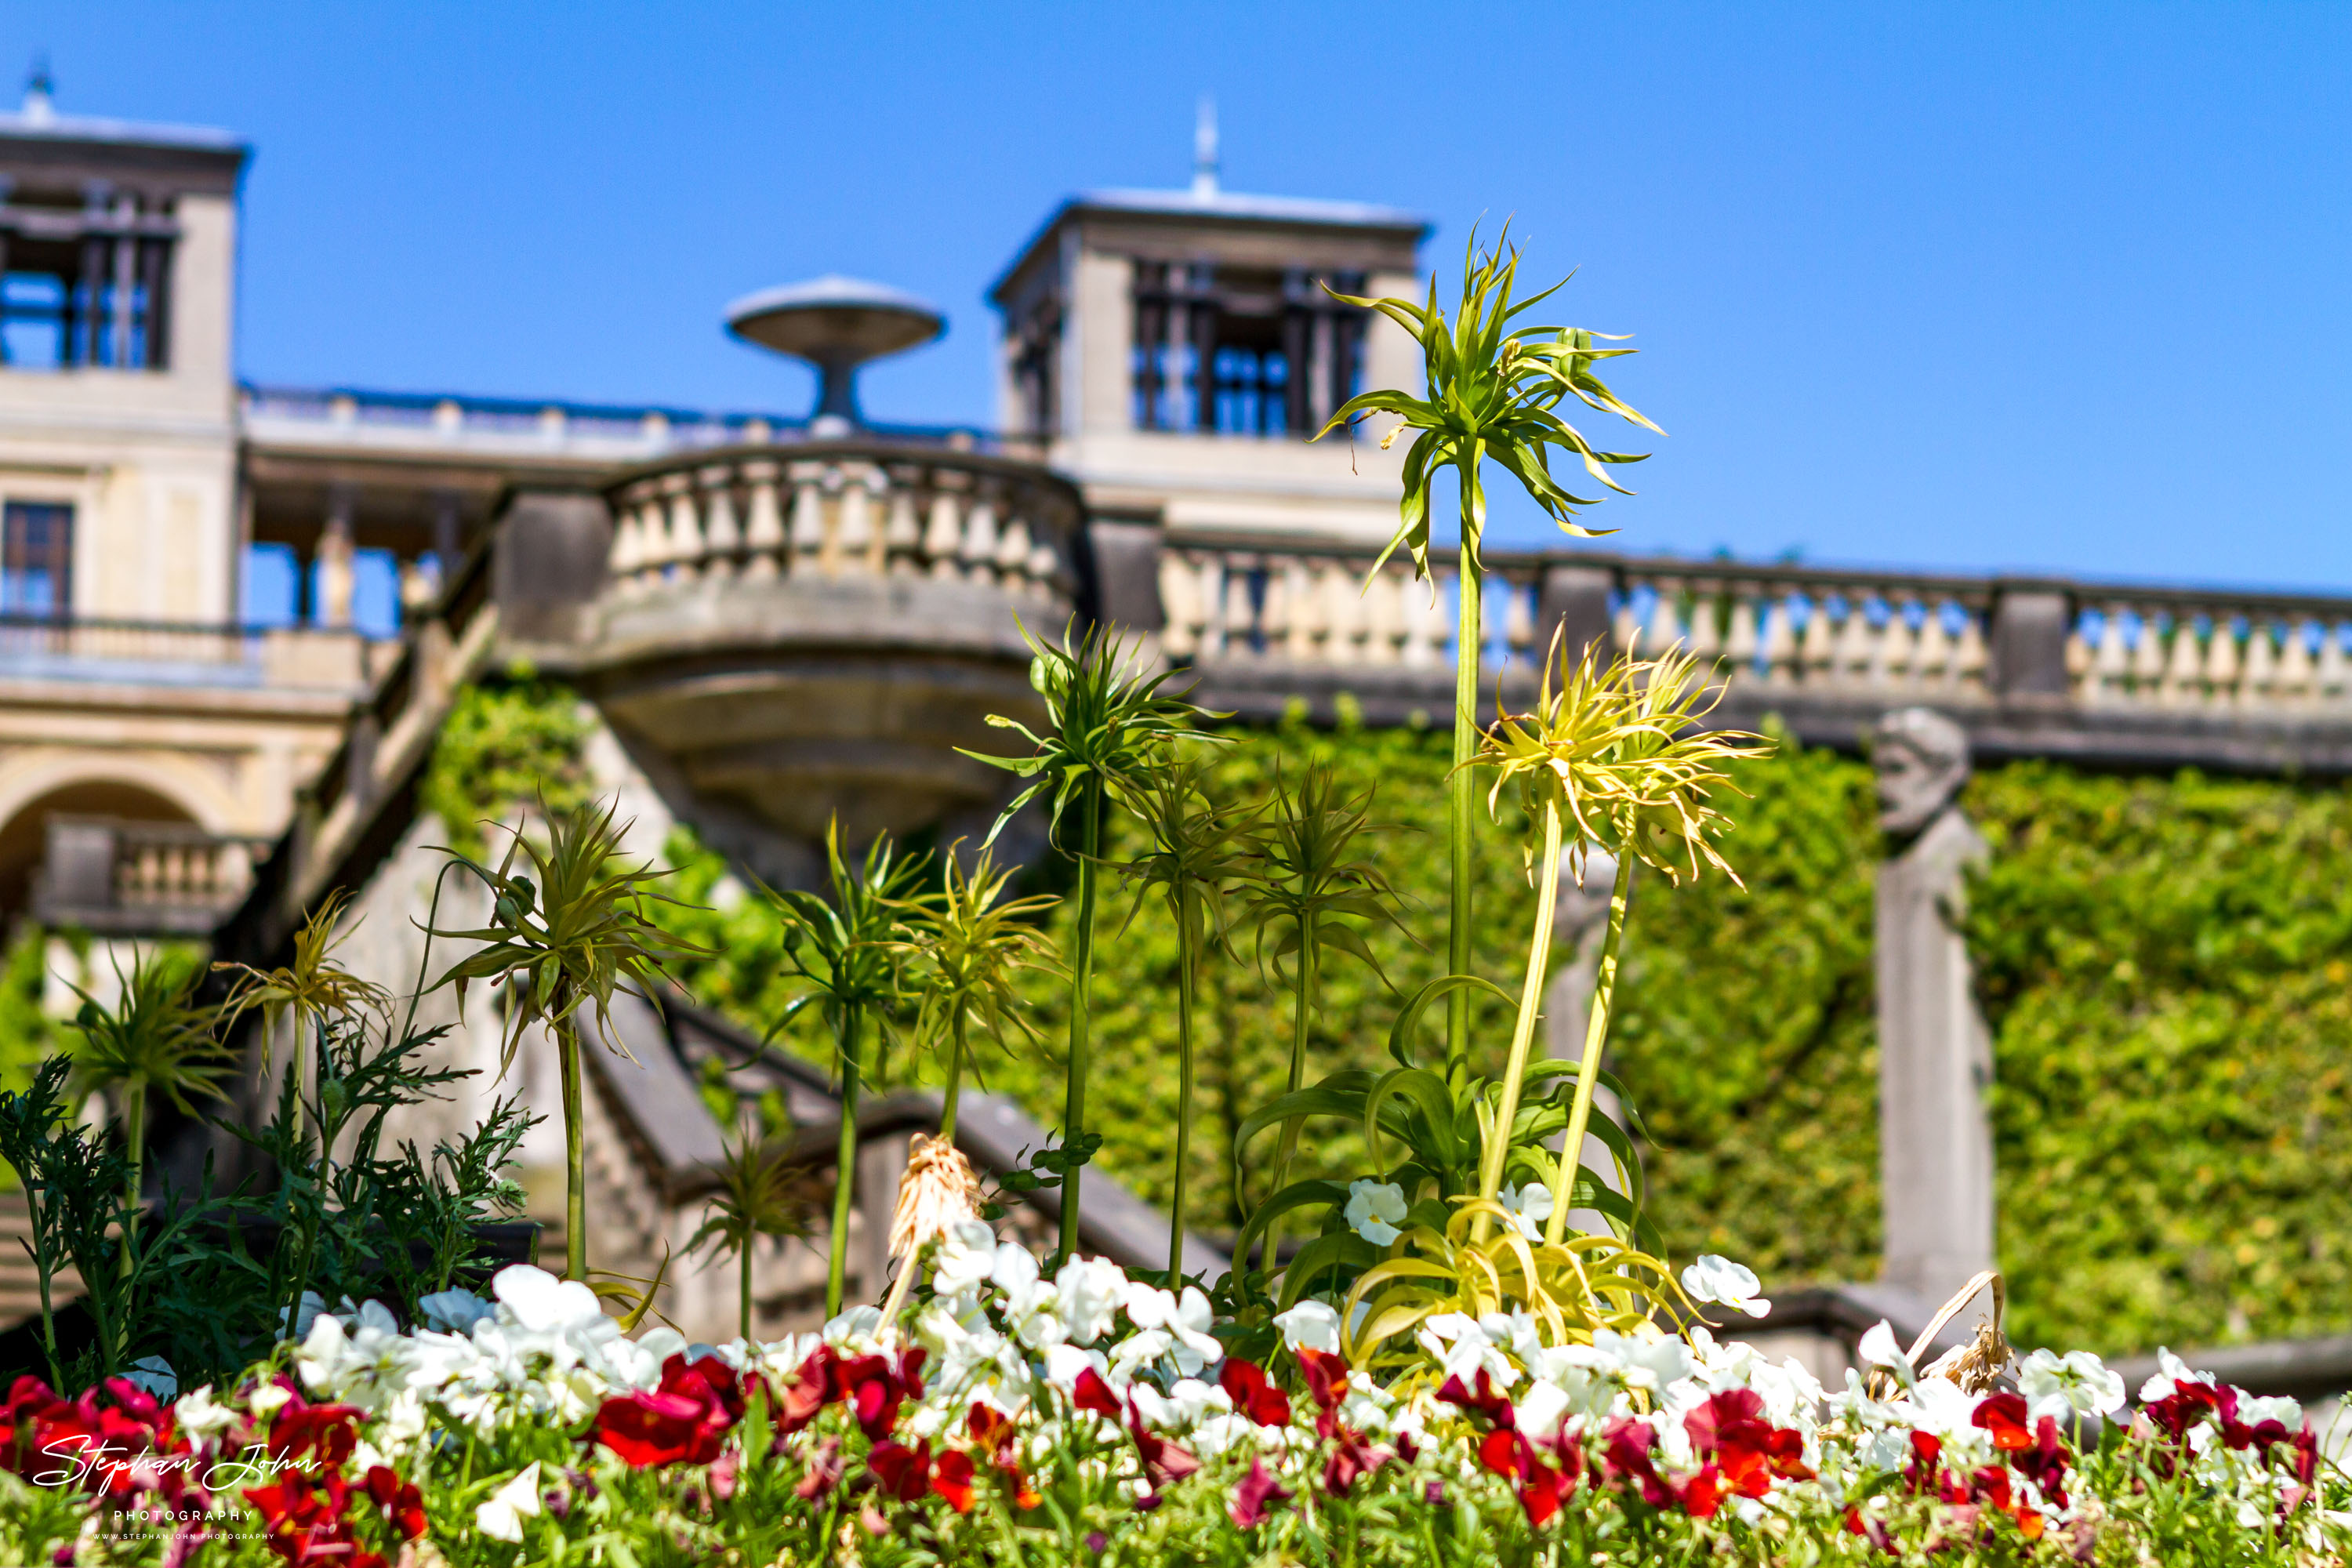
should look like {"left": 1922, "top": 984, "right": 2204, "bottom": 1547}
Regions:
{"left": 1871, "top": 707, "right": 1971, "bottom": 837}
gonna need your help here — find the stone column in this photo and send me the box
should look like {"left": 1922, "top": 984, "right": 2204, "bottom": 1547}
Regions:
{"left": 316, "top": 485, "right": 357, "bottom": 628}
{"left": 1871, "top": 707, "right": 1996, "bottom": 1306}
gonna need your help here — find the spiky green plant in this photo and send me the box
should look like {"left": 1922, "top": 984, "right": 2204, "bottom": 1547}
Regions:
{"left": 967, "top": 620, "right": 1221, "bottom": 1265}
{"left": 1472, "top": 635, "right": 1769, "bottom": 1244}
{"left": 1113, "top": 755, "right": 1256, "bottom": 1279}
{"left": 685, "top": 1127, "right": 809, "bottom": 1340}
{"left": 1231, "top": 761, "right": 1409, "bottom": 1273}
{"left": 764, "top": 822, "right": 931, "bottom": 1317}
{"left": 1316, "top": 233, "right": 1658, "bottom": 1096}
{"left": 895, "top": 844, "right": 1062, "bottom": 1145}
{"left": 430, "top": 795, "right": 713, "bottom": 1283}
{"left": 62, "top": 949, "right": 228, "bottom": 1266}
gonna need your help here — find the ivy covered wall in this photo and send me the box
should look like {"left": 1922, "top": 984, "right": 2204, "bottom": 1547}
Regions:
{"left": 414, "top": 675, "right": 2352, "bottom": 1358}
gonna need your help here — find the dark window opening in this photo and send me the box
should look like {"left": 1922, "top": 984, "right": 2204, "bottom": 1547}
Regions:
{"left": 1131, "top": 261, "right": 1367, "bottom": 438}
{"left": 0, "top": 189, "right": 176, "bottom": 372}
{"left": 2, "top": 501, "right": 74, "bottom": 617}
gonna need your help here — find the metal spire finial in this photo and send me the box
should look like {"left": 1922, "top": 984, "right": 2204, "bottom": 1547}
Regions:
{"left": 1192, "top": 95, "right": 1219, "bottom": 198}
{"left": 22, "top": 54, "right": 53, "bottom": 123}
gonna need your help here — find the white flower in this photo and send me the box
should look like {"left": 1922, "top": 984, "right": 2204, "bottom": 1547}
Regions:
{"left": 1496, "top": 1182, "right": 1553, "bottom": 1240}
{"left": 822, "top": 1306, "right": 884, "bottom": 1345}
{"left": 1056, "top": 1258, "right": 1130, "bottom": 1345}
{"left": 1273, "top": 1299, "right": 1341, "bottom": 1354}
{"left": 1680, "top": 1255, "right": 1770, "bottom": 1319}
{"left": 475, "top": 1461, "right": 543, "bottom": 1543}
{"left": 419, "top": 1288, "right": 495, "bottom": 1334}
{"left": 1857, "top": 1320, "right": 1916, "bottom": 1392}
{"left": 932, "top": 1220, "right": 999, "bottom": 1300}
{"left": 2243, "top": 1394, "right": 2304, "bottom": 1431}
{"left": 2018, "top": 1348, "right": 2127, "bottom": 1421}
{"left": 1042, "top": 1342, "right": 1109, "bottom": 1396}
{"left": 1582, "top": 1327, "right": 1693, "bottom": 1392}
{"left": 1516, "top": 1379, "right": 1571, "bottom": 1442}
{"left": 1344, "top": 1179, "right": 1408, "bottom": 1246}
{"left": 1417, "top": 1313, "right": 1516, "bottom": 1387}
{"left": 172, "top": 1385, "right": 239, "bottom": 1442}
{"left": 493, "top": 1266, "right": 604, "bottom": 1334}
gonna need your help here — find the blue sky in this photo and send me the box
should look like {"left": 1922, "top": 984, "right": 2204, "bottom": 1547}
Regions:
{"left": 15, "top": 2, "right": 2352, "bottom": 587}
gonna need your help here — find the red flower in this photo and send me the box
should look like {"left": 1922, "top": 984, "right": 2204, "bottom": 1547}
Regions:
{"left": 2011, "top": 1414, "right": 2072, "bottom": 1509}
{"left": 1295, "top": 1348, "right": 1350, "bottom": 1439}
{"left": 1218, "top": 1359, "right": 1293, "bottom": 1428}
{"left": 1973, "top": 1392, "right": 2033, "bottom": 1453}
{"left": 363, "top": 1465, "right": 426, "bottom": 1541}
{"left": 967, "top": 1403, "right": 1040, "bottom": 1510}
{"left": 1845, "top": 1504, "right": 1895, "bottom": 1554}
{"left": 1072, "top": 1367, "right": 1123, "bottom": 1421}
{"left": 837, "top": 1348, "right": 926, "bottom": 1442}
{"left": 593, "top": 1351, "right": 753, "bottom": 1468}
{"left": 1323, "top": 1429, "right": 1390, "bottom": 1498}
{"left": 594, "top": 1389, "right": 717, "bottom": 1468}
{"left": 1599, "top": 1417, "right": 1677, "bottom": 1510}
{"left": 867, "top": 1439, "right": 933, "bottom": 1504}
{"left": 1228, "top": 1457, "right": 1292, "bottom": 1527}
{"left": 1684, "top": 1388, "right": 1813, "bottom": 1497}
{"left": 777, "top": 1345, "right": 837, "bottom": 1435}
{"left": 1128, "top": 1414, "right": 1201, "bottom": 1491}
{"left": 1679, "top": 1464, "right": 1724, "bottom": 1520}
{"left": 930, "top": 1450, "right": 976, "bottom": 1514}
{"left": 1437, "top": 1368, "right": 1515, "bottom": 1431}
{"left": 1479, "top": 1427, "right": 1571, "bottom": 1525}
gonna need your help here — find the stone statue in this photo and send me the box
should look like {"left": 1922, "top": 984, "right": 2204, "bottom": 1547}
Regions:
{"left": 1870, "top": 708, "right": 1997, "bottom": 1308}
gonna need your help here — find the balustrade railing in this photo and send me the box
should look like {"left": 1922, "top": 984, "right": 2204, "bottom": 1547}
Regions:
{"left": 32, "top": 815, "right": 270, "bottom": 934}
{"left": 603, "top": 442, "right": 1083, "bottom": 612}
{"left": 1161, "top": 539, "right": 2352, "bottom": 714}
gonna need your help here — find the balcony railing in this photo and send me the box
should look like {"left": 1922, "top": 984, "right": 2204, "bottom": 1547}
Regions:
{"left": 604, "top": 441, "right": 1082, "bottom": 610}
{"left": 31, "top": 815, "right": 271, "bottom": 935}
{"left": 0, "top": 613, "right": 391, "bottom": 692}
{"left": 240, "top": 385, "right": 998, "bottom": 462}
{"left": 1162, "top": 539, "right": 2352, "bottom": 714}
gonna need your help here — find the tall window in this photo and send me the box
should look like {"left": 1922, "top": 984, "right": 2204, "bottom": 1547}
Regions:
{"left": 0, "top": 191, "right": 175, "bottom": 372}
{"left": 1131, "top": 262, "right": 1367, "bottom": 437}
{"left": 2, "top": 502, "right": 73, "bottom": 616}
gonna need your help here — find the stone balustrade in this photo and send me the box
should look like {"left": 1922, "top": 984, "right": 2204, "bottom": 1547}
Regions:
{"left": 1163, "top": 540, "right": 2352, "bottom": 713}
{"left": 31, "top": 815, "right": 269, "bottom": 936}
{"left": 603, "top": 445, "right": 1079, "bottom": 613}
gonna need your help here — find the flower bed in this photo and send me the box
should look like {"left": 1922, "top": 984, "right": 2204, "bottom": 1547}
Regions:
{"left": 3, "top": 1247, "right": 2342, "bottom": 1566}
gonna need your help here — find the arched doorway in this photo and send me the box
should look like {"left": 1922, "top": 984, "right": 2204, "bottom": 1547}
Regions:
{"left": 0, "top": 779, "right": 197, "bottom": 926}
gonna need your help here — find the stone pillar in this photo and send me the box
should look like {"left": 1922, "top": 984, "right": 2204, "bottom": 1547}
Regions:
{"left": 1536, "top": 564, "right": 1617, "bottom": 669}
{"left": 316, "top": 485, "right": 357, "bottom": 628}
{"left": 1871, "top": 707, "right": 1996, "bottom": 1306}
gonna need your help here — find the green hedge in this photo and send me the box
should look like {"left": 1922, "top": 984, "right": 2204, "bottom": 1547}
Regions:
{"left": 441, "top": 676, "right": 2352, "bottom": 1358}
{"left": 1965, "top": 763, "right": 2352, "bottom": 1356}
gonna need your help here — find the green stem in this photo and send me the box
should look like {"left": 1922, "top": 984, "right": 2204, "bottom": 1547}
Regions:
{"left": 1446, "top": 491, "right": 1482, "bottom": 1094}
{"left": 118, "top": 1081, "right": 145, "bottom": 1287}
{"left": 940, "top": 1012, "right": 967, "bottom": 1145}
{"left": 1057, "top": 780, "right": 1103, "bottom": 1269}
{"left": 1262, "top": 908, "right": 1319, "bottom": 1274}
{"left": 1168, "top": 885, "right": 1199, "bottom": 1281}
{"left": 558, "top": 1020, "right": 587, "bottom": 1281}
{"left": 1544, "top": 851, "right": 1635, "bottom": 1247}
{"left": 740, "top": 1233, "right": 753, "bottom": 1341}
{"left": 1475, "top": 799, "right": 1564, "bottom": 1238}
{"left": 826, "top": 1001, "right": 866, "bottom": 1317}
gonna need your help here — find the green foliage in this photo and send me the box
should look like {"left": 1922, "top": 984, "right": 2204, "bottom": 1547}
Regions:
{"left": 0, "top": 924, "right": 64, "bottom": 1098}
{"left": 418, "top": 673, "right": 592, "bottom": 861}
{"left": 1965, "top": 762, "right": 2352, "bottom": 1356}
